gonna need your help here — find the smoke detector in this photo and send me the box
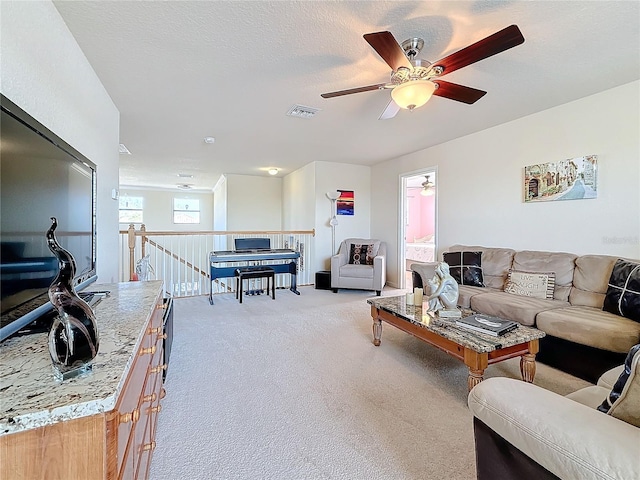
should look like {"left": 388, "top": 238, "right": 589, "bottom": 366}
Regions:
{"left": 286, "top": 105, "right": 320, "bottom": 119}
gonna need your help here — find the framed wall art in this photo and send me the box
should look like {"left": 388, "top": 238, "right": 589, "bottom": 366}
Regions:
{"left": 336, "top": 190, "right": 354, "bottom": 215}
{"left": 524, "top": 155, "right": 597, "bottom": 203}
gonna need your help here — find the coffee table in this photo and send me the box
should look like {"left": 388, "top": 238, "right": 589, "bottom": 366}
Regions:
{"left": 367, "top": 296, "right": 546, "bottom": 391}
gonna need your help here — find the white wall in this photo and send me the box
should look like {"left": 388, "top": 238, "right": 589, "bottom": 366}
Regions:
{"left": 372, "top": 81, "right": 640, "bottom": 288}
{"left": 213, "top": 176, "right": 227, "bottom": 231}
{"left": 225, "top": 174, "right": 282, "bottom": 230}
{"left": 118, "top": 188, "right": 214, "bottom": 231}
{"left": 314, "top": 162, "right": 371, "bottom": 272}
{"left": 1, "top": 1, "right": 120, "bottom": 283}
{"left": 283, "top": 163, "right": 316, "bottom": 232}
{"left": 283, "top": 161, "right": 371, "bottom": 273}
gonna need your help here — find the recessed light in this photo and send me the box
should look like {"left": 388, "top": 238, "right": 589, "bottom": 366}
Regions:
{"left": 268, "top": 168, "right": 279, "bottom": 176}
{"left": 204, "top": 137, "right": 215, "bottom": 144}
{"left": 177, "top": 184, "right": 193, "bottom": 190}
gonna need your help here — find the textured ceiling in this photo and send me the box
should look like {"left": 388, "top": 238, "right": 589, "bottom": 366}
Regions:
{"left": 53, "top": 1, "right": 639, "bottom": 191}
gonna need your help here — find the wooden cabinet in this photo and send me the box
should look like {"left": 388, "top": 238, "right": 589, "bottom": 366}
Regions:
{"left": 0, "top": 282, "right": 167, "bottom": 480}
{"left": 113, "top": 296, "right": 165, "bottom": 480}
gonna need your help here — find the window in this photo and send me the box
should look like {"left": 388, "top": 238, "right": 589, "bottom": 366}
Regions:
{"left": 119, "top": 196, "right": 143, "bottom": 223}
{"left": 173, "top": 198, "right": 200, "bottom": 224}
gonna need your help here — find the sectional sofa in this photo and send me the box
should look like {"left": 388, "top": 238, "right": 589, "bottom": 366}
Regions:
{"left": 411, "top": 245, "right": 640, "bottom": 382}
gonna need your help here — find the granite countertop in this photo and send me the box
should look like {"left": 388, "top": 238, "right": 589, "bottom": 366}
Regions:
{"left": 367, "top": 295, "right": 545, "bottom": 353}
{"left": 0, "top": 281, "right": 163, "bottom": 436}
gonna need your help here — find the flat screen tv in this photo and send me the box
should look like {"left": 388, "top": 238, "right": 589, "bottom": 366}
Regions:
{"left": 0, "top": 95, "right": 98, "bottom": 341}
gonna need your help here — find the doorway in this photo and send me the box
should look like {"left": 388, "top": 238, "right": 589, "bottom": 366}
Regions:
{"left": 399, "top": 169, "right": 437, "bottom": 289}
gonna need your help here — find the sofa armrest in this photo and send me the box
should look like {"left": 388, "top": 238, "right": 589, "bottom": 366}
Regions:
{"left": 468, "top": 378, "right": 640, "bottom": 480}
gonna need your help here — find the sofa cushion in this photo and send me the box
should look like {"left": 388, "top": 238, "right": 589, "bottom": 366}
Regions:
{"left": 470, "top": 291, "right": 566, "bottom": 327}
{"left": 442, "top": 251, "right": 484, "bottom": 287}
{"left": 597, "top": 344, "right": 640, "bottom": 427}
{"left": 348, "top": 243, "right": 375, "bottom": 265}
{"left": 569, "top": 255, "right": 617, "bottom": 308}
{"left": 456, "top": 285, "right": 500, "bottom": 309}
{"left": 447, "top": 245, "right": 515, "bottom": 290}
{"left": 505, "top": 270, "right": 555, "bottom": 299}
{"left": 512, "top": 250, "right": 577, "bottom": 301}
{"left": 603, "top": 259, "right": 640, "bottom": 323}
{"left": 536, "top": 306, "right": 640, "bottom": 353}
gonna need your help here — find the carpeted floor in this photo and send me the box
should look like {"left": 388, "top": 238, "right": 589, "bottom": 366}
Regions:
{"left": 149, "top": 286, "right": 590, "bottom": 480}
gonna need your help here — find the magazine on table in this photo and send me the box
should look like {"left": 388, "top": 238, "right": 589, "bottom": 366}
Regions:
{"left": 456, "top": 314, "right": 518, "bottom": 337}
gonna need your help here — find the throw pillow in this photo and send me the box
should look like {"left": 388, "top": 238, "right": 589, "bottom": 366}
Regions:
{"left": 603, "top": 259, "right": 640, "bottom": 323}
{"left": 597, "top": 344, "right": 640, "bottom": 427}
{"left": 348, "top": 244, "right": 374, "bottom": 265}
{"left": 504, "top": 270, "right": 555, "bottom": 299}
{"left": 442, "top": 251, "right": 484, "bottom": 287}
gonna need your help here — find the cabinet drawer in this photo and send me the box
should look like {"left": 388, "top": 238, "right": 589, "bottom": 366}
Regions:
{"left": 115, "top": 320, "right": 158, "bottom": 476}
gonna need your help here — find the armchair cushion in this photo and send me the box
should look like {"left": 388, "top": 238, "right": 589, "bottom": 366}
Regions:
{"left": 598, "top": 344, "right": 640, "bottom": 427}
{"left": 348, "top": 243, "right": 375, "bottom": 265}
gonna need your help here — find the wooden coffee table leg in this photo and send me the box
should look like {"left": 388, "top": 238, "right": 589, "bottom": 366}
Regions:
{"left": 468, "top": 369, "right": 484, "bottom": 391}
{"left": 372, "top": 318, "right": 382, "bottom": 346}
{"left": 520, "top": 339, "right": 539, "bottom": 383}
{"left": 464, "top": 349, "right": 488, "bottom": 392}
{"left": 520, "top": 354, "right": 537, "bottom": 382}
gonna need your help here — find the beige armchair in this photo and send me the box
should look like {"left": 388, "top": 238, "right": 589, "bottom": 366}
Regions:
{"left": 331, "top": 238, "right": 386, "bottom": 295}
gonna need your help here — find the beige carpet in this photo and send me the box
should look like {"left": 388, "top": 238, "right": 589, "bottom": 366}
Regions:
{"left": 149, "top": 286, "right": 590, "bottom": 480}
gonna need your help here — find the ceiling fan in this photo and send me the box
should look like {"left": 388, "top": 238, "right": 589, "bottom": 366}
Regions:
{"left": 321, "top": 25, "right": 524, "bottom": 119}
{"left": 420, "top": 175, "right": 435, "bottom": 196}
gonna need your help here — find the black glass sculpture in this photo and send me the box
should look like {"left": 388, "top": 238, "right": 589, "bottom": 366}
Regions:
{"left": 46, "top": 217, "right": 99, "bottom": 380}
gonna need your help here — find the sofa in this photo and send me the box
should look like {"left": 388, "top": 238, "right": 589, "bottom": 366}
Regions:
{"left": 467, "top": 344, "right": 640, "bottom": 480}
{"left": 331, "top": 238, "right": 386, "bottom": 295}
{"left": 411, "top": 245, "right": 640, "bottom": 382}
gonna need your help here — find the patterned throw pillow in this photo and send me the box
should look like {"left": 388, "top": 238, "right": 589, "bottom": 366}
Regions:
{"left": 504, "top": 270, "right": 556, "bottom": 299}
{"left": 603, "top": 259, "right": 640, "bottom": 323}
{"left": 597, "top": 344, "right": 640, "bottom": 427}
{"left": 348, "top": 244, "right": 374, "bottom": 265}
{"left": 442, "top": 251, "right": 484, "bottom": 287}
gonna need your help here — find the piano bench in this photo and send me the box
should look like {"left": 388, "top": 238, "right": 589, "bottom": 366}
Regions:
{"left": 234, "top": 266, "right": 275, "bottom": 304}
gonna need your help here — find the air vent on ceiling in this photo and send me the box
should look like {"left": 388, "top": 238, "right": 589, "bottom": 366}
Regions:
{"left": 118, "top": 143, "right": 131, "bottom": 155}
{"left": 286, "top": 105, "right": 320, "bottom": 119}
{"left": 177, "top": 173, "right": 194, "bottom": 178}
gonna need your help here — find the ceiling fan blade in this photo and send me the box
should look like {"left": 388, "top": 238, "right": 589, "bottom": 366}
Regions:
{"left": 321, "top": 83, "right": 386, "bottom": 98}
{"left": 363, "top": 31, "right": 412, "bottom": 71}
{"left": 378, "top": 100, "right": 400, "bottom": 120}
{"left": 432, "top": 80, "right": 487, "bottom": 104}
{"left": 431, "top": 25, "right": 524, "bottom": 76}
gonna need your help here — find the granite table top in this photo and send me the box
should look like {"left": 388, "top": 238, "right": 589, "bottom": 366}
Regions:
{"left": 367, "top": 295, "right": 545, "bottom": 353}
{"left": 0, "top": 281, "right": 163, "bottom": 436}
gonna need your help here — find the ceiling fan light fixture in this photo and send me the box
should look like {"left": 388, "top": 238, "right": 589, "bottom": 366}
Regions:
{"left": 391, "top": 80, "right": 436, "bottom": 110}
{"left": 420, "top": 175, "right": 435, "bottom": 196}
